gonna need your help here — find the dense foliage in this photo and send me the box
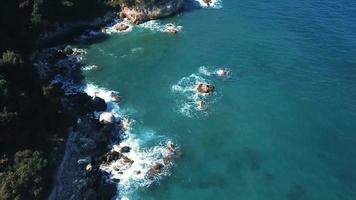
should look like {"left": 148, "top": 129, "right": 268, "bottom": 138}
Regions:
{"left": 0, "top": 1, "right": 117, "bottom": 199}
{"left": 0, "top": 150, "right": 48, "bottom": 200}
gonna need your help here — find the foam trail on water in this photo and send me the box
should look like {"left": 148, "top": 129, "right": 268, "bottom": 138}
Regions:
{"left": 81, "top": 64, "right": 103, "bottom": 71}
{"left": 138, "top": 20, "right": 183, "bottom": 33}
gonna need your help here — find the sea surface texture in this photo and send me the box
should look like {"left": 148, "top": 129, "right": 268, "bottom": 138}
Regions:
{"left": 77, "top": 0, "right": 356, "bottom": 199}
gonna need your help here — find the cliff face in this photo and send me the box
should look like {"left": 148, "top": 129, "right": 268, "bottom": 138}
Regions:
{"left": 120, "top": 0, "right": 184, "bottom": 24}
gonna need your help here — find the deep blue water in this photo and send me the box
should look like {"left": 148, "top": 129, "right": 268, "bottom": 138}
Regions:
{"left": 79, "top": 0, "right": 356, "bottom": 199}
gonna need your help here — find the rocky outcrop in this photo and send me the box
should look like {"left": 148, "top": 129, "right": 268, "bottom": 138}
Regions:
{"left": 120, "top": 0, "right": 184, "bottom": 24}
{"left": 113, "top": 23, "right": 129, "bottom": 31}
{"left": 197, "top": 83, "right": 215, "bottom": 94}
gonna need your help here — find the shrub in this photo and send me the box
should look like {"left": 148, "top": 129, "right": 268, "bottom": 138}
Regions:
{"left": 0, "top": 150, "right": 48, "bottom": 200}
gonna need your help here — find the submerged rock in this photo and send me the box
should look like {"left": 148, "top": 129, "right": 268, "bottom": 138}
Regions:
{"left": 99, "top": 112, "right": 115, "bottom": 124}
{"left": 120, "top": 0, "right": 184, "bottom": 24}
{"left": 148, "top": 163, "right": 164, "bottom": 177}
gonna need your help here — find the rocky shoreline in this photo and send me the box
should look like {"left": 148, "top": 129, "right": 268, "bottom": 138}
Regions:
{"left": 33, "top": 1, "right": 188, "bottom": 199}
{"left": 32, "top": 45, "right": 121, "bottom": 200}
{"left": 120, "top": 0, "right": 184, "bottom": 24}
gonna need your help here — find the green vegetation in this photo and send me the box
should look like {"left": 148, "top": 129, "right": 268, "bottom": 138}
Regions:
{"left": 0, "top": 1, "right": 120, "bottom": 199}
{"left": 0, "top": 150, "right": 48, "bottom": 200}
{"left": 0, "top": 0, "right": 173, "bottom": 199}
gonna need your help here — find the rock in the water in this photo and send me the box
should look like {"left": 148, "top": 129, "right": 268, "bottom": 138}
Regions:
{"left": 120, "top": 146, "right": 131, "bottom": 153}
{"left": 99, "top": 112, "right": 115, "bottom": 124}
{"left": 114, "top": 23, "right": 129, "bottom": 32}
{"left": 166, "top": 24, "right": 178, "bottom": 34}
{"left": 197, "top": 83, "right": 215, "bottom": 94}
{"left": 91, "top": 96, "right": 107, "bottom": 112}
{"left": 203, "top": 0, "right": 212, "bottom": 6}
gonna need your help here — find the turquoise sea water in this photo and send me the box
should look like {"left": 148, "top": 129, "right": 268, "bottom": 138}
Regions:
{"left": 79, "top": 0, "right": 356, "bottom": 199}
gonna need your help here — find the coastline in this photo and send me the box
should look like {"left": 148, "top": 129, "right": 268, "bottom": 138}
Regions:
{"left": 34, "top": 2, "right": 184, "bottom": 199}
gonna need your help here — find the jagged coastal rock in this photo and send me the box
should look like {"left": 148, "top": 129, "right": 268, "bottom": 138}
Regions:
{"left": 120, "top": 0, "right": 184, "bottom": 24}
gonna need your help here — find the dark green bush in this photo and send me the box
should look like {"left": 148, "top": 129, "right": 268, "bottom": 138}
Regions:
{"left": 0, "top": 150, "right": 48, "bottom": 200}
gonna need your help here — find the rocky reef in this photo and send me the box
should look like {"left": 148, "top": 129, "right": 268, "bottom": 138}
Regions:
{"left": 120, "top": 0, "right": 184, "bottom": 24}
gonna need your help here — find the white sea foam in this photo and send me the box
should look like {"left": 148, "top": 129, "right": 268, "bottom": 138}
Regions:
{"left": 83, "top": 83, "right": 176, "bottom": 200}
{"left": 138, "top": 21, "right": 183, "bottom": 33}
{"left": 81, "top": 64, "right": 102, "bottom": 71}
{"left": 130, "top": 47, "right": 144, "bottom": 54}
{"left": 105, "top": 19, "right": 133, "bottom": 34}
{"left": 172, "top": 66, "right": 229, "bottom": 117}
{"left": 199, "top": 66, "right": 232, "bottom": 79}
{"left": 171, "top": 73, "right": 211, "bottom": 117}
{"left": 194, "top": 0, "right": 223, "bottom": 9}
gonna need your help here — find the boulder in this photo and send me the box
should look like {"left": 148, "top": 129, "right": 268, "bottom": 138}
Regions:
{"left": 99, "top": 112, "right": 115, "bottom": 124}
{"left": 197, "top": 83, "right": 215, "bottom": 94}
{"left": 113, "top": 23, "right": 129, "bottom": 32}
{"left": 120, "top": 146, "right": 131, "bottom": 153}
{"left": 91, "top": 96, "right": 107, "bottom": 112}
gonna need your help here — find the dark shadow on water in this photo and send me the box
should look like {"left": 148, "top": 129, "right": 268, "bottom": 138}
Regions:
{"left": 287, "top": 184, "right": 307, "bottom": 200}
{"left": 242, "top": 148, "right": 263, "bottom": 171}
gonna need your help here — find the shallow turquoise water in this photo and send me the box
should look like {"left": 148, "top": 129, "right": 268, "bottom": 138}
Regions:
{"left": 80, "top": 0, "right": 356, "bottom": 199}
